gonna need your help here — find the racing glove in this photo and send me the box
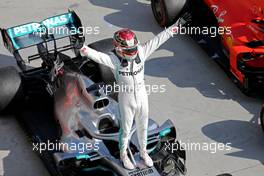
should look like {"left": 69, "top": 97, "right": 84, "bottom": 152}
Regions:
{"left": 80, "top": 45, "right": 89, "bottom": 56}
{"left": 176, "top": 12, "right": 192, "bottom": 27}
{"left": 169, "top": 12, "right": 192, "bottom": 36}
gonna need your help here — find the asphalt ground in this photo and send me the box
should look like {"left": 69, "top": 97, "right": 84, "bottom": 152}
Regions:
{"left": 0, "top": 0, "right": 264, "bottom": 176}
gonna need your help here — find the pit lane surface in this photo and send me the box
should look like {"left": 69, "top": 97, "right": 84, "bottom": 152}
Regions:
{"left": 0, "top": 0, "right": 264, "bottom": 176}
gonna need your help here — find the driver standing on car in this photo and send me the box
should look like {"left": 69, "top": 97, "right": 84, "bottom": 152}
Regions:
{"left": 78, "top": 13, "right": 191, "bottom": 170}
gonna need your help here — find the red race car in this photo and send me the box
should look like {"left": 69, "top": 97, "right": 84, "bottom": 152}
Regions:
{"left": 151, "top": 0, "right": 264, "bottom": 93}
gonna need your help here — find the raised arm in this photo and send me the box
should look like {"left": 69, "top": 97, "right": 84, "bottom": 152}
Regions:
{"left": 140, "top": 27, "right": 173, "bottom": 60}
{"left": 141, "top": 12, "right": 192, "bottom": 60}
{"left": 80, "top": 45, "right": 118, "bottom": 70}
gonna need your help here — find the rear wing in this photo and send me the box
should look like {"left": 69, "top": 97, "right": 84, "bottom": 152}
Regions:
{"left": 1, "top": 10, "right": 83, "bottom": 54}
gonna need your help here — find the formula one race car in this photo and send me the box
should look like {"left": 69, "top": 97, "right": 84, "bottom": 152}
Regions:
{"left": 0, "top": 11, "right": 186, "bottom": 176}
{"left": 151, "top": 0, "right": 264, "bottom": 93}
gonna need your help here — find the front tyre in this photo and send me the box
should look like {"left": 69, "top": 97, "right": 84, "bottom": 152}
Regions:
{"left": 151, "top": 0, "right": 188, "bottom": 27}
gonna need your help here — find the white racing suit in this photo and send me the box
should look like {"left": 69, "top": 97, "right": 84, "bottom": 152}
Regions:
{"left": 81, "top": 27, "right": 174, "bottom": 154}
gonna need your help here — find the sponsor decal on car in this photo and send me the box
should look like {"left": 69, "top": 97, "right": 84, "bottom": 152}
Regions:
{"left": 211, "top": 5, "right": 227, "bottom": 23}
{"left": 42, "top": 13, "right": 72, "bottom": 28}
{"left": 9, "top": 13, "right": 73, "bottom": 37}
{"left": 129, "top": 168, "right": 154, "bottom": 176}
{"left": 12, "top": 23, "right": 40, "bottom": 37}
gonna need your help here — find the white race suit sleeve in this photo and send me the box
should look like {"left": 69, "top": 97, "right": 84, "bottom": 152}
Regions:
{"left": 80, "top": 46, "right": 117, "bottom": 70}
{"left": 140, "top": 26, "right": 175, "bottom": 61}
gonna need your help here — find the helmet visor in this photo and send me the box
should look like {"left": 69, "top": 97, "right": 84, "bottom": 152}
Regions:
{"left": 122, "top": 46, "right": 138, "bottom": 56}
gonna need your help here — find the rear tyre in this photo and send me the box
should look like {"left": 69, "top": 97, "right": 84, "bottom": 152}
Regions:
{"left": 151, "top": 0, "right": 188, "bottom": 27}
{"left": 0, "top": 66, "right": 23, "bottom": 113}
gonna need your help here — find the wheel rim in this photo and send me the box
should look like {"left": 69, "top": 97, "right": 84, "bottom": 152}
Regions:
{"left": 162, "top": 157, "right": 181, "bottom": 176}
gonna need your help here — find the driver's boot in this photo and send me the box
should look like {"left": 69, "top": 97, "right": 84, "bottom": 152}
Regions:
{"left": 120, "top": 151, "right": 135, "bottom": 170}
{"left": 140, "top": 150, "right": 153, "bottom": 167}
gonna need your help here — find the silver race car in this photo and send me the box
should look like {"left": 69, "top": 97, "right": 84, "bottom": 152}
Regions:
{"left": 0, "top": 11, "right": 186, "bottom": 176}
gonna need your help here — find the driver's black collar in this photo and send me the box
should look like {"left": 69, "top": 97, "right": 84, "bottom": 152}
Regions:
{"left": 113, "top": 50, "right": 141, "bottom": 67}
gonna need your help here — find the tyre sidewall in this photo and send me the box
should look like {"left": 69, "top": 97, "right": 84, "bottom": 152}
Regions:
{"left": 0, "top": 66, "right": 23, "bottom": 113}
{"left": 151, "top": 0, "right": 188, "bottom": 27}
